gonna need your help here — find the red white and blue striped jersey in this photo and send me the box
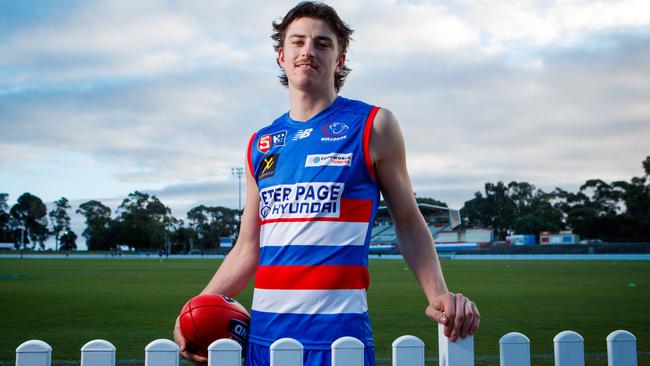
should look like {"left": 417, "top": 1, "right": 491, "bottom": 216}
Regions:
{"left": 247, "top": 96, "right": 380, "bottom": 350}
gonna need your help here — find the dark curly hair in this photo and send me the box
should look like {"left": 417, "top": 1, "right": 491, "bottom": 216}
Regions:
{"left": 271, "top": 2, "right": 353, "bottom": 92}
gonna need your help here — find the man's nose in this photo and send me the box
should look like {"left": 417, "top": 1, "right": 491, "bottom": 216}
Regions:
{"left": 301, "top": 41, "right": 316, "bottom": 57}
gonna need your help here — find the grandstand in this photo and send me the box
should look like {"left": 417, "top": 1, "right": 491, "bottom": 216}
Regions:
{"left": 370, "top": 204, "right": 461, "bottom": 251}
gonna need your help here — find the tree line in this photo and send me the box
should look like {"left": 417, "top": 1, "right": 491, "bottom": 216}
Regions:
{"left": 0, "top": 191, "right": 239, "bottom": 252}
{"left": 1, "top": 156, "right": 648, "bottom": 250}
{"left": 461, "top": 157, "right": 650, "bottom": 241}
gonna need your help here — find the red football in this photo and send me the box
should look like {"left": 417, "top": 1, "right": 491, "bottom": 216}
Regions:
{"left": 179, "top": 293, "right": 250, "bottom": 357}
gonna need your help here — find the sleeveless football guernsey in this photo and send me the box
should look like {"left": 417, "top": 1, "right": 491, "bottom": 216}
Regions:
{"left": 247, "top": 96, "right": 381, "bottom": 350}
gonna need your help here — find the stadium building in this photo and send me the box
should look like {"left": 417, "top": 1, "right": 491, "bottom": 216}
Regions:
{"left": 370, "top": 203, "right": 465, "bottom": 252}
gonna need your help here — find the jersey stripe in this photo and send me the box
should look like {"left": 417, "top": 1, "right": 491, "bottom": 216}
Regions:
{"left": 362, "top": 106, "right": 380, "bottom": 180}
{"left": 255, "top": 265, "right": 369, "bottom": 290}
{"left": 260, "top": 197, "right": 372, "bottom": 224}
{"left": 247, "top": 132, "right": 257, "bottom": 179}
{"left": 259, "top": 245, "right": 367, "bottom": 266}
{"left": 252, "top": 289, "right": 368, "bottom": 314}
{"left": 261, "top": 221, "right": 368, "bottom": 247}
{"left": 248, "top": 311, "right": 375, "bottom": 349}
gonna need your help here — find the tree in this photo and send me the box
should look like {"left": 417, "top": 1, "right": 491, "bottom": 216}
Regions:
{"left": 169, "top": 219, "right": 195, "bottom": 254}
{"left": 187, "top": 205, "right": 239, "bottom": 250}
{"left": 115, "top": 191, "right": 173, "bottom": 250}
{"left": 462, "top": 181, "right": 563, "bottom": 240}
{"left": 415, "top": 197, "right": 448, "bottom": 207}
{"left": 0, "top": 193, "right": 13, "bottom": 243}
{"left": 77, "top": 200, "right": 115, "bottom": 250}
{"left": 461, "top": 182, "right": 515, "bottom": 240}
{"left": 10, "top": 193, "right": 49, "bottom": 249}
{"left": 510, "top": 183, "right": 563, "bottom": 236}
{"left": 59, "top": 230, "right": 77, "bottom": 251}
{"left": 579, "top": 179, "right": 620, "bottom": 215}
{"left": 549, "top": 157, "right": 650, "bottom": 241}
{"left": 49, "top": 197, "right": 72, "bottom": 251}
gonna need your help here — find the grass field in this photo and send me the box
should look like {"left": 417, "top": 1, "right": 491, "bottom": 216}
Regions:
{"left": 0, "top": 258, "right": 648, "bottom": 365}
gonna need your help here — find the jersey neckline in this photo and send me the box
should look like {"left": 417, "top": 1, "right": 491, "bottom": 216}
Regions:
{"left": 282, "top": 96, "right": 345, "bottom": 127}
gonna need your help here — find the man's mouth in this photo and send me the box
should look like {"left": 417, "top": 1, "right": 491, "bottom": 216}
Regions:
{"left": 295, "top": 62, "right": 318, "bottom": 70}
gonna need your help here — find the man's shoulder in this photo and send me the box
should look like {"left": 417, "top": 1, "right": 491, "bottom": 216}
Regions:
{"left": 337, "top": 96, "right": 376, "bottom": 113}
{"left": 252, "top": 114, "right": 287, "bottom": 137}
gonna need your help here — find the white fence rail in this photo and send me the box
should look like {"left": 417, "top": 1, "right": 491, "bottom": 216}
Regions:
{"left": 15, "top": 326, "right": 637, "bottom": 366}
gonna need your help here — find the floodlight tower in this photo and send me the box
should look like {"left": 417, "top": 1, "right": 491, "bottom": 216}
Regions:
{"left": 231, "top": 166, "right": 244, "bottom": 213}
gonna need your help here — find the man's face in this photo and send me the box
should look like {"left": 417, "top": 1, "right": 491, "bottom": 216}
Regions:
{"left": 278, "top": 17, "right": 345, "bottom": 92}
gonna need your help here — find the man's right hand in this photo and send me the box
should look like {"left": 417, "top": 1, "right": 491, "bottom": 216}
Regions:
{"left": 425, "top": 292, "right": 480, "bottom": 342}
{"left": 173, "top": 316, "right": 208, "bottom": 365}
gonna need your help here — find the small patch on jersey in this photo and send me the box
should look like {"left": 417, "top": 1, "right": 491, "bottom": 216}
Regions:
{"left": 305, "top": 153, "right": 353, "bottom": 167}
{"left": 258, "top": 131, "right": 287, "bottom": 153}
{"left": 259, "top": 182, "right": 344, "bottom": 220}
{"left": 258, "top": 154, "right": 279, "bottom": 180}
{"left": 293, "top": 128, "right": 313, "bottom": 140}
{"left": 321, "top": 122, "right": 349, "bottom": 142}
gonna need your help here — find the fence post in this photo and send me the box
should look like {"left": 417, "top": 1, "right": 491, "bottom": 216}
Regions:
{"left": 554, "top": 331, "right": 584, "bottom": 366}
{"left": 607, "top": 330, "right": 637, "bottom": 366}
{"left": 81, "top": 339, "right": 116, "bottom": 366}
{"left": 331, "top": 336, "right": 364, "bottom": 366}
{"left": 438, "top": 323, "right": 474, "bottom": 366}
{"left": 392, "top": 335, "right": 424, "bottom": 366}
{"left": 270, "top": 338, "right": 303, "bottom": 366}
{"left": 499, "top": 332, "right": 530, "bottom": 366}
{"left": 145, "top": 339, "right": 179, "bottom": 366}
{"left": 208, "top": 339, "right": 242, "bottom": 366}
{"left": 16, "top": 340, "right": 52, "bottom": 366}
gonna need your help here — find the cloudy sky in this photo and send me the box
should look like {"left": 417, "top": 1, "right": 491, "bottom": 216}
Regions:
{"left": 1, "top": 0, "right": 649, "bottom": 247}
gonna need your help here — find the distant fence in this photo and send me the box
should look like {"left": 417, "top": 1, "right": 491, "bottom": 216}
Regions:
{"left": 15, "top": 325, "right": 638, "bottom": 366}
{"left": 3, "top": 253, "right": 650, "bottom": 261}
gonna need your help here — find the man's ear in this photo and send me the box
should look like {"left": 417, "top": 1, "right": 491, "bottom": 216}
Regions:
{"left": 278, "top": 48, "right": 285, "bottom": 69}
{"left": 337, "top": 52, "right": 346, "bottom": 72}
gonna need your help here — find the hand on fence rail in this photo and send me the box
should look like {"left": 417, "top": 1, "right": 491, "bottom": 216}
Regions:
{"left": 173, "top": 315, "right": 208, "bottom": 365}
{"left": 426, "top": 292, "right": 480, "bottom": 342}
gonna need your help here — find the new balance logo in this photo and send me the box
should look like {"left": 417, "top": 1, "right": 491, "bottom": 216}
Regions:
{"left": 293, "top": 128, "right": 313, "bottom": 140}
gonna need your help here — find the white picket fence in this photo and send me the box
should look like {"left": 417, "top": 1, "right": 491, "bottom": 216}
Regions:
{"left": 15, "top": 325, "right": 638, "bottom": 366}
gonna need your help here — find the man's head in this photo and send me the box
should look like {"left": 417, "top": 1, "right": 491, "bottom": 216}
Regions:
{"left": 272, "top": 2, "right": 353, "bottom": 92}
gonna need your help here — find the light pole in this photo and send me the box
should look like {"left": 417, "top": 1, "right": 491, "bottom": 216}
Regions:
{"left": 231, "top": 166, "right": 244, "bottom": 212}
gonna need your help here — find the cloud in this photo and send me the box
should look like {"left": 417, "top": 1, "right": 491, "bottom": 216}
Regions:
{"left": 344, "top": 27, "right": 650, "bottom": 206}
{"left": 2, "top": 0, "right": 650, "bottom": 233}
{"left": 0, "top": 0, "right": 255, "bottom": 87}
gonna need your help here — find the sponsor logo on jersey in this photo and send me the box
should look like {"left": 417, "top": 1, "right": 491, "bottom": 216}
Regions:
{"left": 321, "top": 122, "right": 349, "bottom": 142}
{"left": 259, "top": 182, "right": 344, "bottom": 219}
{"left": 293, "top": 128, "right": 313, "bottom": 140}
{"left": 258, "top": 130, "right": 287, "bottom": 153}
{"left": 305, "top": 153, "right": 353, "bottom": 167}
{"left": 258, "top": 154, "right": 279, "bottom": 181}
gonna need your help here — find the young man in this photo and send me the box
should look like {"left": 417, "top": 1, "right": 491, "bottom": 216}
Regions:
{"left": 174, "top": 2, "right": 479, "bottom": 365}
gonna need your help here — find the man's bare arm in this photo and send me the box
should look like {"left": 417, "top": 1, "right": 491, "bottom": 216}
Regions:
{"left": 370, "top": 108, "right": 480, "bottom": 341}
{"left": 174, "top": 160, "right": 260, "bottom": 364}
{"left": 200, "top": 165, "right": 261, "bottom": 296}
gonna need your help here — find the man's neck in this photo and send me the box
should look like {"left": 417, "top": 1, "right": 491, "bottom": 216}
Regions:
{"left": 288, "top": 87, "right": 338, "bottom": 122}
